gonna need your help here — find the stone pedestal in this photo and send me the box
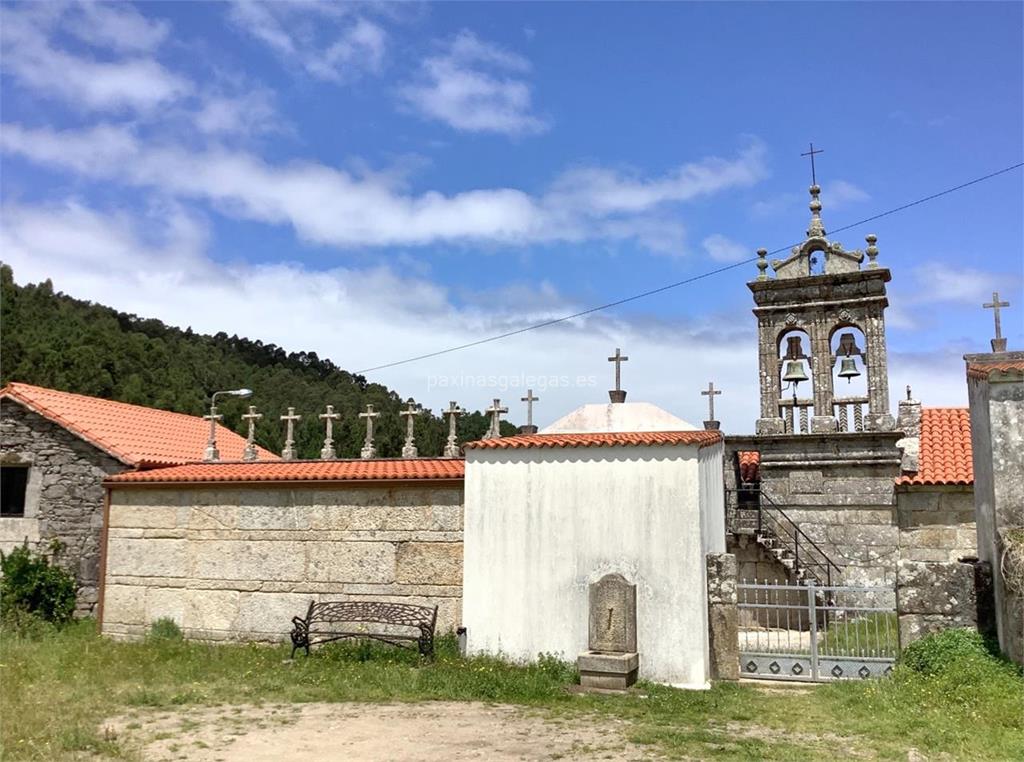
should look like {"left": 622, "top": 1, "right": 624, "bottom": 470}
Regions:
{"left": 756, "top": 417, "right": 785, "bottom": 436}
{"left": 517, "top": 425, "right": 539, "bottom": 435}
{"left": 811, "top": 415, "right": 837, "bottom": 434}
{"left": 577, "top": 651, "right": 639, "bottom": 691}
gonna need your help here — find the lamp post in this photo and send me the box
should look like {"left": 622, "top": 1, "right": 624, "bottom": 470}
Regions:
{"left": 204, "top": 388, "right": 253, "bottom": 461}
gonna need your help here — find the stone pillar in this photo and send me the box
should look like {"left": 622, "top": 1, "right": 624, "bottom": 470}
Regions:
{"left": 896, "top": 560, "right": 977, "bottom": 646}
{"left": 896, "top": 394, "right": 922, "bottom": 472}
{"left": 757, "top": 320, "right": 785, "bottom": 435}
{"left": 865, "top": 308, "right": 895, "bottom": 431}
{"left": 810, "top": 318, "right": 837, "bottom": 433}
{"left": 706, "top": 553, "right": 739, "bottom": 681}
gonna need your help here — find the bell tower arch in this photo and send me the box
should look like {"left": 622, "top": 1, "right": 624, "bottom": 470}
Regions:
{"left": 751, "top": 185, "right": 895, "bottom": 435}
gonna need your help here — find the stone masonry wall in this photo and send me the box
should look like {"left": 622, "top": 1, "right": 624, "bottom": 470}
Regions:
{"left": 101, "top": 483, "right": 464, "bottom": 641}
{"left": 1, "top": 401, "right": 124, "bottom": 614}
{"left": 706, "top": 553, "right": 739, "bottom": 681}
{"left": 896, "top": 487, "right": 977, "bottom": 563}
{"left": 896, "top": 559, "right": 977, "bottom": 645}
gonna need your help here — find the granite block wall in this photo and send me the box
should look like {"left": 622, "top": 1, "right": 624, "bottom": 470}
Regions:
{"left": 101, "top": 483, "right": 464, "bottom": 641}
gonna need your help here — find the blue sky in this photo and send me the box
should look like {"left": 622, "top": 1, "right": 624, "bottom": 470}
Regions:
{"left": 1, "top": 1, "right": 1021, "bottom": 430}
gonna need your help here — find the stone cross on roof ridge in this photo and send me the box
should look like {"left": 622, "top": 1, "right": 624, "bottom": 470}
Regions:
{"left": 483, "top": 398, "right": 508, "bottom": 440}
{"left": 983, "top": 291, "right": 1011, "bottom": 353}
{"left": 203, "top": 408, "right": 223, "bottom": 462}
{"left": 521, "top": 389, "right": 539, "bottom": 427}
{"left": 608, "top": 347, "right": 629, "bottom": 403}
{"left": 241, "top": 405, "right": 262, "bottom": 462}
{"left": 318, "top": 405, "right": 341, "bottom": 460}
{"left": 279, "top": 407, "right": 301, "bottom": 460}
{"left": 443, "top": 401, "right": 464, "bottom": 458}
{"left": 399, "top": 399, "right": 424, "bottom": 458}
{"left": 701, "top": 382, "right": 722, "bottom": 431}
{"left": 358, "top": 403, "right": 380, "bottom": 459}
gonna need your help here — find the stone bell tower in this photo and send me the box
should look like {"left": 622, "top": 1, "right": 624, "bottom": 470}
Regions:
{"left": 751, "top": 184, "right": 895, "bottom": 436}
{"left": 731, "top": 182, "right": 904, "bottom": 588}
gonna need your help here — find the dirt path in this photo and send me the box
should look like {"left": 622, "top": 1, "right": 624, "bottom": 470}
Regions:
{"left": 104, "top": 702, "right": 654, "bottom": 761}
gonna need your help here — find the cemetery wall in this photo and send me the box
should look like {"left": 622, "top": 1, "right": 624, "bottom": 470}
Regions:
{"left": 463, "top": 444, "right": 721, "bottom": 688}
{"left": 100, "top": 482, "right": 464, "bottom": 641}
{"left": 0, "top": 400, "right": 122, "bottom": 614}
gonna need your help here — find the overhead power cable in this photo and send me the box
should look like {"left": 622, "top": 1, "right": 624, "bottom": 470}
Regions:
{"left": 356, "top": 161, "right": 1023, "bottom": 374}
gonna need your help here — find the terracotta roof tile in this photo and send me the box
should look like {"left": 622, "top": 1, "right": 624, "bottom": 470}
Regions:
{"left": 967, "top": 360, "right": 1024, "bottom": 380}
{"left": 897, "top": 407, "right": 973, "bottom": 486}
{"left": 737, "top": 451, "right": 760, "bottom": 482}
{"left": 1, "top": 382, "right": 277, "bottom": 468}
{"left": 465, "top": 430, "right": 723, "bottom": 451}
{"left": 105, "top": 458, "right": 464, "bottom": 484}
{"left": 737, "top": 407, "right": 973, "bottom": 487}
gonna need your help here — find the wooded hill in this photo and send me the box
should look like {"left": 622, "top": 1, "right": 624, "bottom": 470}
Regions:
{"left": 0, "top": 265, "right": 516, "bottom": 459}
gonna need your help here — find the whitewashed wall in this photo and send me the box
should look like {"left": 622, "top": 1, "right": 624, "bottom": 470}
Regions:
{"left": 101, "top": 483, "right": 464, "bottom": 641}
{"left": 463, "top": 444, "right": 725, "bottom": 688}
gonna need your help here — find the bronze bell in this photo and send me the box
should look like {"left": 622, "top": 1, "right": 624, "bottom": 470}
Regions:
{"left": 784, "top": 335, "right": 806, "bottom": 360}
{"left": 782, "top": 359, "right": 809, "bottom": 384}
{"left": 836, "top": 332, "right": 863, "bottom": 357}
{"left": 837, "top": 357, "right": 861, "bottom": 382}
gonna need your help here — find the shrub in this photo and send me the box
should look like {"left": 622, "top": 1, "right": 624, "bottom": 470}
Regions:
{"left": 0, "top": 542, "right": 76, "bottom": 624}
{"left": 147, "top": 617, "right": 183, "bottom": 641}
{"left": 899, "top": 628, "right": 988, "bottom": 675}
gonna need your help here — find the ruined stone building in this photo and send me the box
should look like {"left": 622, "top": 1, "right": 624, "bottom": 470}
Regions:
{"left": 0, "top": 382, "right": 275, "bottom": 612}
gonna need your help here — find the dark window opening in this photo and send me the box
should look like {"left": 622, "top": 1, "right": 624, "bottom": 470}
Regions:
{"left": 1, "top": 466, "right": 28, "bottom": 517}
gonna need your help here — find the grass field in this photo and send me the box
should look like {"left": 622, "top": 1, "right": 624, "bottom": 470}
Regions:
{"left": 1, "top": 620, "right": 1022, "bottom": 761}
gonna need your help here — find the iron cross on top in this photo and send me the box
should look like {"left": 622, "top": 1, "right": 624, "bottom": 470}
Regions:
{"left": 801, "top": 142, "right": 824, "bottom": 185}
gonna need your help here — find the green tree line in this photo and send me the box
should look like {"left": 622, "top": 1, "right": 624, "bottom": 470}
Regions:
{"left": 0, "top": 265, "right": 517, "bottom": 459}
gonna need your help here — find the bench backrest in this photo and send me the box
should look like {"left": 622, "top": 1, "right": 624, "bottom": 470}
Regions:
{"left": 305, "top": 600, "right": 437, "bottom": 630}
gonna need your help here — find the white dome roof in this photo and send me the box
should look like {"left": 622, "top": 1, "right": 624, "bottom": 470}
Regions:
{"left": 541, "top": 402, "right": 697, "bottom": 434}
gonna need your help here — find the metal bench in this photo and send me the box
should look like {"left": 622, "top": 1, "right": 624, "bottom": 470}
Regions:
{"left": 289, "top": 600, "right": 438, "bottom": 659}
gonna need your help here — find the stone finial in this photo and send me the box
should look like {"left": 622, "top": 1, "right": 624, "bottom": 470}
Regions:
{"left": 203, "top": 408, "right": 223, "bottom": 462}
{"left": 865, "top": 234, "right": 879, "bottom": 269}
{"left": 318, "top": 405, "right": 341, "bottom": 459}
{"left": 241, "top": 405, "right": 263, "bottom": 461}
{"left": 280, "top": 407, "right": 301, "bottom": 460}
{"left": 701, "top": 381, "right": 722, "bottom": 431}
{"left": 983, "top": 291, "right": 1011, "bottom": 353}
{"left": 756, "top": 248, "right": 768, "bottom": 280}
{"left": 806, "top": 184, "right": 826, "bottom": 239}
{"left": 443, "top": 401, "right": 464, "bottom": 457}
{"left": 483, "top": 398, "right": 508, "bottom": 440}
{"left": 358, "top": 404, "right": 380, "bottom": 459}
{"left": 607, "top": 347, "right": 629, "bottom": 403}
{"left": 519, "top": 389, "right": 540, "bottom": 435}
{"left": 399, "top": 398, "right": 424, "bottom": 457}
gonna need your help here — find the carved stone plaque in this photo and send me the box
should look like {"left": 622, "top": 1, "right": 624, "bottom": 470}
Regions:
{"left": 588, "top": 573, "right": 637, "bottom": 653}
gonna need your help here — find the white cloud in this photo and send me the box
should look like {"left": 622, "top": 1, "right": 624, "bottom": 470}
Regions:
{"left": 193, "top": 88, "right": 284, "bottom": 137}
{"left": 0, "top": 3, "right": 190, "bottom": 113}
{"left": 398, "top": 30, "right": 547, "bottom": 136}
{"left": 912, "top": 265, "right": 1004, "bottom": 305}
{"left": 227, "top": 2, "right": 386, "bottom": 82}
{"left": 0, "top": 123, "right": 766, "bottom": 253}
{"left": 0, "top": 199, "right": 763, "bottom": 431}
{"left": 824, "top": 179, "right": 870, "bottom": 209}
{"left": 702, "top": 234, "right": 750, "bottom": 263}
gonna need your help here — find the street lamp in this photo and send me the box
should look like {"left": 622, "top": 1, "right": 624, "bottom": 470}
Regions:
{"left": 204, "top": 388, "right": 253, "bottom": 461}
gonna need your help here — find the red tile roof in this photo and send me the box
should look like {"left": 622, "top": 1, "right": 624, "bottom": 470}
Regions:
{"left": 738, "top": 451, "right": 760, "bottom": 482}
{"left": 897, "top": 408, "right": 973, "bottom": 486}
{"left": 105, "top": 458, "right": 464, "bottom": 484}
{"left": 1, "top": 382, "right": 277, "bottom": 468}
{"left": 738, "top": 407, "right": 974, "bottom": 487}
{"left": 967, "top": 360, "right": 1024, "bottom": 380}
{"left": 465, "top": 430, "right": 723, "bottom": 451}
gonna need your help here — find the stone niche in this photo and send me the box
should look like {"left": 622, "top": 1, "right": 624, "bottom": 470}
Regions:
{"left": 577, "top": 573, "right": 639, "bottom": 691}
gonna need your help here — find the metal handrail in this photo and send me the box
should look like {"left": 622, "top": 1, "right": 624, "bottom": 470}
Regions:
{"left": 728, "top": 487, "right": 843, "bottom": 586}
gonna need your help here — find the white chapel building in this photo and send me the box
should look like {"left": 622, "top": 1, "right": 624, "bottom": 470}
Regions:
{"left": 462, "top": 395, "right": 726, "bottom": 688}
